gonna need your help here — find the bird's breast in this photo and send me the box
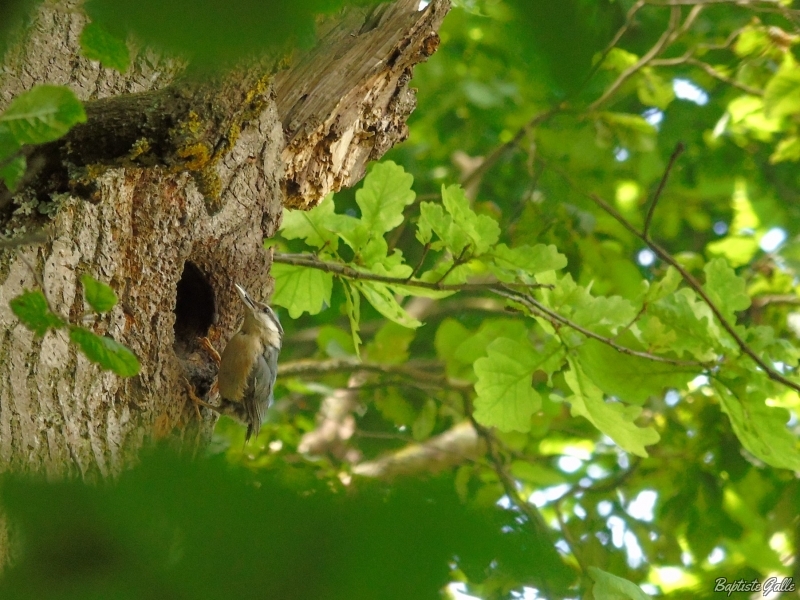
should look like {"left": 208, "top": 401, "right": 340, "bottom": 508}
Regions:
{"left": 218, "top": 332, "right": 264, "bottom": 402}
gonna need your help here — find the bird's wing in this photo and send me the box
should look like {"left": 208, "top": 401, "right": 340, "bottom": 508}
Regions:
{"left": 242, "top": 350, "right": 276, "bottom": 440}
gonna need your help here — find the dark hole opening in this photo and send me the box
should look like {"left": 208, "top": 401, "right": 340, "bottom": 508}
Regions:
{"left": 173, "top": 261, "right": 215, "bottom": 355}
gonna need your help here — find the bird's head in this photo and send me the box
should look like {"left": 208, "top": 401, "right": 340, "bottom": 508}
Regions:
{"left": 235, "top": 283, "right": 283, "bottom": 348}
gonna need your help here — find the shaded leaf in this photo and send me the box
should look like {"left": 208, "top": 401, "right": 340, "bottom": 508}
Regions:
{"left": 715, "top": 380, "right": 800, "bottom": 471}
{"left": 588, "top": 566, "right": 652, "bottom": 600}
{"left": 355, "top": 281, "right": 421, "bottom": 329}
{"left": 0, "top": 154, "right": 25, "bottom": 191}
{"left": 577, "top": 339, "right": 696, "bottom": 405}
{"left": 79, "top": 21, "right": 130, "bottom": 72}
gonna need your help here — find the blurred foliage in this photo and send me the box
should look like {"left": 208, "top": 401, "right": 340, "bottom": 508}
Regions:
{"left": 3, "top": 0, "right": 800, "bottom": 599}
{"left": 0, "top": 450, "right": 572, "bottom": 600}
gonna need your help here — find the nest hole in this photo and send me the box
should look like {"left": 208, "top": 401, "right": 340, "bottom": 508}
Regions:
{"left": 173, "top": 261, "right": 215, "bottom": 354}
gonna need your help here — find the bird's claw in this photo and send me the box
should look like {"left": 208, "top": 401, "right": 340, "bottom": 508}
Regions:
{"left": 181, "top": 376, "right": 219, "bottom": 421}
{"left": 199, "top": 336, "right": 222, "bottom": 366}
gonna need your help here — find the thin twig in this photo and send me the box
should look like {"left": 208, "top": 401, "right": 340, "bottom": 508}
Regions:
{"left": 495, "top": 286, "right": 705, "bottom": 368}
{"left": 643, "top": 142, "right": 684, "bottom": 239}
{"left": 460, "top": 105, "right": 565, "bottom": 192}
{"left": 435, "top": 244, "right": 471, "bottom": 285}
{"left": 540, "top": 154, "right": 800, "bottom": 392}
{"left": 585, "top": 0, "right": 647, "bottom": 86}
{"left": 588, "top": 193, "right": 800, "bottom": 394}
{"left": 650, "top": 55, "right": 764, "bottom": 95}
{"left": 273, "top": 252, "right": 547, "bottom": 292}
{"left": 468, "top": 411, "right": 554, "bottom": 541}
{"left": 590, "top": 6, "right": 682, "bottom": 111}
{"left": 406, "top": 242, "right": 431, "bottom": 282}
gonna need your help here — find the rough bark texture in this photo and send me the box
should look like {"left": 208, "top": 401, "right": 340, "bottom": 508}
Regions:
{"left": 0, "top": 0, "right": 449, "bottom": 482}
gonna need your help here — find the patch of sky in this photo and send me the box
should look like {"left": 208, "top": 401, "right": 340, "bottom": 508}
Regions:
{"left": 673, "top": 78, "right": 709, "bottom": 105}
{"left": 760, "top": 227, "right": 787, "bottom": 252}
{"left": 637, "top": 248, "right": 656, "bottom": 266}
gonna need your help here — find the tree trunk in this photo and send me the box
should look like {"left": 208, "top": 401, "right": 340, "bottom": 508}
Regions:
{"left": 0, "top": 0, "right": 449, "bottom": 479}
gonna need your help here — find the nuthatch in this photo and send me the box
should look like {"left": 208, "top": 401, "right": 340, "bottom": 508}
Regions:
{"left": 214, "top": 284, "right": 283, "bottom": 441}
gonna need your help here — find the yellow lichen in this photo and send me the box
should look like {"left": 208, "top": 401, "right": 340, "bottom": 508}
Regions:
{"left": 128, "top": 137, "right": 151, "bottom": 162}
{"left": 176, "top": 142, "right": 212, "bottom": 171}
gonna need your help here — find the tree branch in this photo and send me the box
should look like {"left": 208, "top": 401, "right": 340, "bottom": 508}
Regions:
{"left": 494, "top": 287, "right": 705, "bottom": 368}
{"left": 644, "top": 142, "right": 684, "bottom": 239}
{"left": 590, "top": 5, "right": 684, "bottom": 111}
{"left": 273, "top": 251, "right": 547, "bottom": 292}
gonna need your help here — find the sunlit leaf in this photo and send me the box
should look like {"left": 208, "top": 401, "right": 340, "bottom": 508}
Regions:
{"left": 69, "top": 326, "right": 140, "bottom": 376}
{"left": 81, "top": 274, "right": 118, "bottom": 313}
{"left": 703, "top": 257, "right": 751, "bottom": 322}
{"left": 271, "top": 262, "right": 333, "bottom": 318}
{"left": 764, "top": 55, "right": 800, "bottom": 119}
{"left": 565, "top": 360, "right": 660, "bottom": 457}
{"left": 10, "top": 290, "right": 64, "bottom": 336}
{"left": 0, "top": 85, "right": 86, "bottom": 145}
{"left": 473, "top": 337, "right": 551, "bottom": 432}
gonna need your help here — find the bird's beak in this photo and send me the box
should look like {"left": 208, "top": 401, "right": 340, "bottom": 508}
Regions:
{"left": 234, "top": 283, "right": 257, "bottom": 311}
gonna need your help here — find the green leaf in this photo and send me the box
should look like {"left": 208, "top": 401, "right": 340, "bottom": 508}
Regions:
{"left": 81, "top": 274, "right": 118, "bottom": 313}
{"left": 279, "top": 193, "right": 339, "bottom": 249}
{"left": 0, "top": 123, "right": 20, "bottom": 161}
{"left": 355, "top": 281, "right": 421, "bottom": 329}
{"left": 10, "top": 290, "right": 64, "bottom": 336}
{"left": 642, "top": 266, "right": 681, "bottom": 304}
{"left": 271, "top": 262, "right": 333, "bottom": 318}
{"left": 473, "top": 337, "right": 547, "bottom": 432}
{"left": 577, "top": 339, "right": 695, "bottom": 405}
{"left": 356, "top": 161, "right": 415, "bottom": 237}
{"left": 637, "top": 69, "right": 675, "bottom": 110}
{"left": 69, "top": 326, "right": 140, "bottom": 376}
{"left": 454, "top": 318, "right": 531, "bottom": 367}
{"left": 703, "top": 257, "right": 751, "bottom": 322}
{"left": 434, "top": 317, "right": 472, "bottom": 378}
{"left": 596, "top": 112, "right": 656, "bottom": 151}
{"left": 648, "top": 288, "right": 727, "bottom": 361}
{"left": 565, "top": 360, "right": 660, "bottom": 457}
{"left": 541, "top": 274, "right": 637, "bottom": 337}
{"left": 770, "top": 135, "right": 800, "bottom": 163}
{"left": 367, "top": 321, "right": 415, "bottom": 364}
{"left": 588, "top": 567, "right": 652, "bottom": 600}
{"left": 412, "top": 399, "right": 437, "bottom": 441}
{"left": 417, "top": 184, "right": 500, "bottom": 256}
{"left": 0, "top": 85, "right": 86, "bottom": 145}
{"left": 764, "top": 55, "right": 800, "bottom": 119}
{"left": 715, "top": 380, "right": 800, "bottom": 471}
{"left": 0, "top": 155, "right": 26, "bottom": 191}
{"left": 79, "top": 22, "right": 130, "bottom": 73}
{"left": 487, "top": 243, "right": 567, "bottom": 282}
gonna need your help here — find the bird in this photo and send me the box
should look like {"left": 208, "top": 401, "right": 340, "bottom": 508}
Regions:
{"left": 185, "top": 284, "right": 282, "bottom": 442}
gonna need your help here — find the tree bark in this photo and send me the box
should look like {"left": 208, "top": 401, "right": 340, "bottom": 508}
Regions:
{"left": 0, "top": 0, "right": 449, "bottom": 480}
